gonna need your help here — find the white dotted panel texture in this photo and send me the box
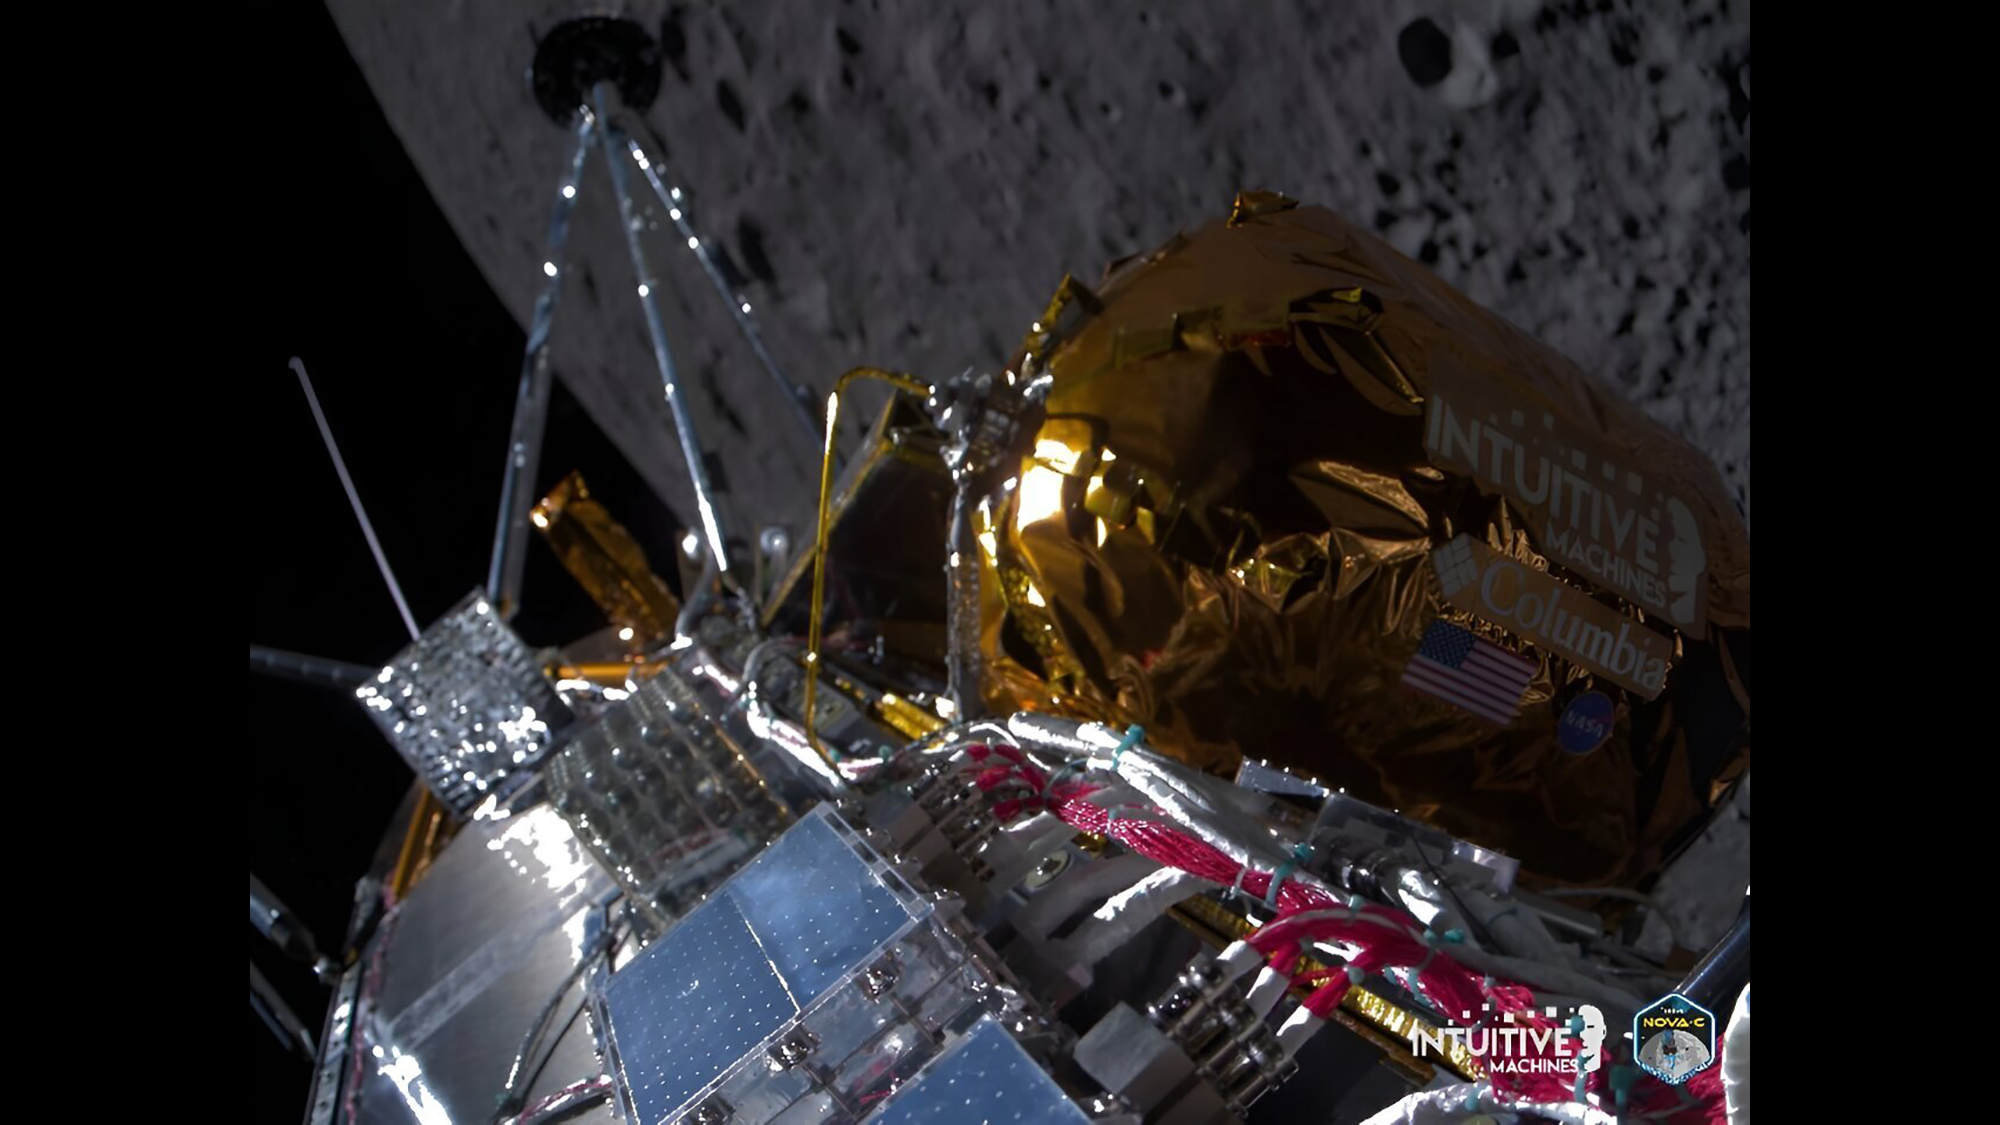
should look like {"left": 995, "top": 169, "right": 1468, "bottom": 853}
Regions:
{"left": 600, "top": 808, "right": 926, "bottom": 1124}
{"left": 871, "top": 1017, "right": 1090, "bottom": 1125}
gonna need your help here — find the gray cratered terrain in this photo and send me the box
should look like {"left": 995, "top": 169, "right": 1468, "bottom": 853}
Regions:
{"left": 326, "top": 0, "right": 1749, "bottom": 944}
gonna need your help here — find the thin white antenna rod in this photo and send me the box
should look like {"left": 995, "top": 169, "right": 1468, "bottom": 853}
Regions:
{"left": 288, "top": 357, "right": 422, "bottom": 642}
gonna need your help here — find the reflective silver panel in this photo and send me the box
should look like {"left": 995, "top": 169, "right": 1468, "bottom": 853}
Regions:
{"left": 870, "top": 1016, "right": 1089, "bottom": 1125}
{"left": 352, "top": 805, "right": 618, "bottom": 1125}
{"left": 547, "top": 663, "right": 791, "bottom": 928}
{"left": 355, "top": 589, "right": 570, "bottom": 818}
{"left": 598, "top": 807, "right": 929, "bottom": 1124}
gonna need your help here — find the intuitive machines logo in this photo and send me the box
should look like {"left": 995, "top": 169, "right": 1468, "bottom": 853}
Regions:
{"left": 1423, "top": 352, "right": 1712, "bottom": 632}
{"left": 1408, "top": 1004, "right": 1608, "bottom": 1078}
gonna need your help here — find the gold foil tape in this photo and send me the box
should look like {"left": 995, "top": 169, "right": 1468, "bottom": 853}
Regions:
{"left": 975, "top": 196, "right": 1750, "bottom": 887}
{"left": 530, "top": 472, "right": 681, "bottom": 649}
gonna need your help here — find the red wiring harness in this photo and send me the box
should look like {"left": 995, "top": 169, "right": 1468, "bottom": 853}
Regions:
{"left": 960, "top": 744, "right": 1729, "bottom": 1122}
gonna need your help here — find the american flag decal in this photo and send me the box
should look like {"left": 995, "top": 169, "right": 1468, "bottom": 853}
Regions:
{"left": 1402, "top": 620, "right": 1537, "bottom": 726}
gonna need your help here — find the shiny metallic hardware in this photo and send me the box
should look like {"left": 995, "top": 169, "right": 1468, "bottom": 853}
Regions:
{"left": 767, "top": 1026, "right": 821, "bottom": 1069}
{"left": 486, "top": 112, "right": 593, "bottom": 618}
{"left": 1147, "top": 962, "right": 1232, "bottom": 1043}
{"left": 860, "top": 958, "right": 901, "bottom": 1001}
{"left": 249, "top": 644, "right": 374, "bottom": 690}
{"left": 353, "top": 590, "right": 570, "bottom": 818}
{"left": 1025, "top": 849, "right": 1072, "bottom": 889}
{"left": 593, "top": 83, "right": 733, "bottom": 576}
{"left": 1193, "top": 1006, "right": 1294, "bottom": 1113}
{"left": 621, "top": 127, "right": 820, "bottom": 454}
{"left": 1132, "top": 956, "right": 1306, "bottom": 1117}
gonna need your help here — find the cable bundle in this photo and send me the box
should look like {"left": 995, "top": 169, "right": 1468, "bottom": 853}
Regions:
{"left": 954, "top": 730, "right": 1728, "bottom": 1123}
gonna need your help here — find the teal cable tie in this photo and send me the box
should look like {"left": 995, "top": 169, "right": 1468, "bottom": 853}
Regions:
{"left": 1111, "top": 724, "right": 1145, "bottom": 768}
{"left": 1263, "top": 859, "right": 1298, "bottom": 909}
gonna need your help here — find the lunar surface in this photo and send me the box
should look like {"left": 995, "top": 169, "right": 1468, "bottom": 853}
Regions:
{"left": 325, "top": 0, "right": 1749, "bottom": 530}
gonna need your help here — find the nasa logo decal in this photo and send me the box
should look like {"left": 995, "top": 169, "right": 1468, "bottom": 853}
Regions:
{"left": 1557, "top": 692, "right": 1616, "bottom": 755}
{"left": 1632, "top": 992, "right": 1716, "bottom": 1085}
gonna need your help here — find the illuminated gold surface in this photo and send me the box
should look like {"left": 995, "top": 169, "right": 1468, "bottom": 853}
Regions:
{"left": 873, "top": 692, "right": 947, "bottom": 741}
{"left": 389, "top": 789, "right": 451, "bottom": 901}
{"left": 411, "top": 798, "right": 449, "bottom": 888}
{"left": 529, "top": 472, "right": 682, "bottom": 649}
{"left": 975, "top": 195, "right": 1751, "bottom": 885}
{"left": 546, "top": 661, "right": 667, "bottom": 685}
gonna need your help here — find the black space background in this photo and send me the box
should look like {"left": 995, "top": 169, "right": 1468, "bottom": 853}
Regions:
{"left": 256, "top": 2, "right": 684, "bottom": 1116}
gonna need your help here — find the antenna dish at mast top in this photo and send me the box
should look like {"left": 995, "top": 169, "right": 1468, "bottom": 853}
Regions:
{"left": 530, "top": 15, "right": 662, "bottom": 126}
